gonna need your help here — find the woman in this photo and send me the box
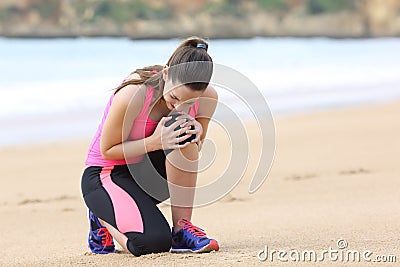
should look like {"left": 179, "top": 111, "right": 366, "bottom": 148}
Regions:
{"left": 81, "top": 36, "right": 219, "bottom": 256}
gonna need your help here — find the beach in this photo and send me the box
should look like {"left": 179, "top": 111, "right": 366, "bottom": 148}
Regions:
{"left": 1, "top": 100, "right": 399, "bottom": 266}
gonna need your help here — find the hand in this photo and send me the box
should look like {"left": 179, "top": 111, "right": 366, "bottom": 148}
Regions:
{"left": 177, "top": 114, "right": 203, "bottom": 150}
{"left": 149, "top": 116, "right": 194, "bottom": 151}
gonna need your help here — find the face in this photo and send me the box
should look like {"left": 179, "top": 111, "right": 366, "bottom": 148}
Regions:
{"left": 162, "top": 69, "right": 204, "bottom": 112}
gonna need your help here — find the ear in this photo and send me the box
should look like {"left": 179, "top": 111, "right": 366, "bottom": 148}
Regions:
{"left": 162, "top": 65, "right": 169, "bottom": 81}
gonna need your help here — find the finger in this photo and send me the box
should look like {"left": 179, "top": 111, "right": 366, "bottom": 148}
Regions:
{"left": 169, "top": 141, "right": 185, "bottom": 150}
{"left": 160, "top": 116, "right": 172, "bottom": 126}
{"left": 176, "top": 127, "right": 190, "bottom": 136}
{"left": 176, "top": 134, "right": 191, "bottom": 143}
{"left": 167, "top": 128, "right": 187, "bottom": 141}
{"left": 190, "top": 135, "right": 200, "bottom": 143}
{"left": 182, "top": 120, "right": 194, "bottom": 127}
{"left": 167, "top": 118, "right": 187, "bottom": 130}
{"left": 191, "top": 135, "right": 200, "bottom": 143}
{"left": 177, "top": 115, "right": 195, "bottom": 124}
{"left": 176, "top": 141, "right": 191, "bottom": 149}
{"left": 185, "top": 129, "right": 199, "bottom": 135}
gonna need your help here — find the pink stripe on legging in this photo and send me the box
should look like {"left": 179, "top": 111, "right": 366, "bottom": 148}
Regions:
{"left": 100, "top": 166, "right": 144, "bottom": 233}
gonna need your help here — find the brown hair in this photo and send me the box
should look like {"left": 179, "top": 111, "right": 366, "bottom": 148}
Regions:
{"left": 114, "top": 36, "right": 213, "bottom": 97}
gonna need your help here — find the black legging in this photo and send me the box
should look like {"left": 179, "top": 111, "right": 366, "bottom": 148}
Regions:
{"left": 81, "top": 150, "right": 173, "bottom": 256}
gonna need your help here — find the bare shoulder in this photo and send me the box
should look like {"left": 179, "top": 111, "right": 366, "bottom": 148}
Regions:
{"left": 113, "top": 83, "right": 146, "bottom": 108}
{"left": 125, "top": 72, "right": 141, "bottom": 81}
{"left": 202, "top": 85, "right": 218, "bottom": 100}
{"left": 197, "top": 85, "right": 218, "bottom": 117}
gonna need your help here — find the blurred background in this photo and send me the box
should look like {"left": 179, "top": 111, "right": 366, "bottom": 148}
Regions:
{"left": 1, "top": 0, "right": 400, "bottom": 146}
{"left": 1, "top": 0, "right": 400, "bottom": 38}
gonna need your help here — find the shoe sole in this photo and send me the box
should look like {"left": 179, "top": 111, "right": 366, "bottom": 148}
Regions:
{"left": 170, "top": 240, "right": 219, "bottom": 253}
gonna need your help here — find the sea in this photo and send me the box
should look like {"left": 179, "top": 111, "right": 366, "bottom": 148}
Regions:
{"left": 1, "top": 37, "right": 400, "bottom": 147}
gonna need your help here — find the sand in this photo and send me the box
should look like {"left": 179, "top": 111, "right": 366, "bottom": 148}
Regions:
{"left": 1, "top": 102, "right": 399, "bottom": 266}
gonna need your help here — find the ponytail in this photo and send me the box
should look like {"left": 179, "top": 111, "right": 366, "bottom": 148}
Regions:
{"left": 114, "top": 65, "right": 163, "bottom": 94}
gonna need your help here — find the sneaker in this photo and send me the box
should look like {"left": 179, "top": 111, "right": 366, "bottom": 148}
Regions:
{"left": 171, "top": 219, "right": 219, "bottom": 253}
{"left": 87, "top": 210, "right": 116, "bottom": 254}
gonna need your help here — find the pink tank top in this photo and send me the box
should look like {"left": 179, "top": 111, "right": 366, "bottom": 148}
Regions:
{"left": 85, "top": 87, "right": 199, "bottom": 167}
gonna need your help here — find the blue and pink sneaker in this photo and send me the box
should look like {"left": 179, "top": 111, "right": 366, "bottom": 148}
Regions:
{"left": 87, "top": 210, "right": 116, "bottom": 254}
{"left": 171, "top": 219, "right": 219, "bottom": 253}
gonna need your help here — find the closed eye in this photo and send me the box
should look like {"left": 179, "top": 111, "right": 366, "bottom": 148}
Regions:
{"left": 170, "top": 93, "right": 179, "bottom": 100}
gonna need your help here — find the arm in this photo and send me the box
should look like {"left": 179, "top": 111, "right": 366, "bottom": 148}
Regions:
{"left": 100, "top": 85, "right": 192, "bottom": 160}
{"left": 100, "top": 85, "right": 149, "bottom": 160}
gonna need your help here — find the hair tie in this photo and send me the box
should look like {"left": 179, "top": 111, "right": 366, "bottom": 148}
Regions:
{"left": 151, "top": 70, "right": 158, "bottom": 74}
{"left": 196, "top": 43, "right": 207, "bottom": 49}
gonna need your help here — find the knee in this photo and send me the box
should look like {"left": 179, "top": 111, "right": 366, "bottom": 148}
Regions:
{"left": 165, "top": 113, "right": 196, "bottom": 146}
{"left": 126, "top": 229, "right": 171, "bottom": 256}
{"left": 167, "top": 143, "right": 199, "bottom": 173}
{"left": 148, "top": 230, "right": 172, "bottom": 253}
{"left": 180, "top": 142, "right": 198, "bottom": 155}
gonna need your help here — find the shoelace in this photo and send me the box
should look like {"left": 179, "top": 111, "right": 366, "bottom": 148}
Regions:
{"left": 178, "top": 219, "right": 207, "bottom": 237}
{"left": 98, "top": 227, "right": 114, "bottom": 247}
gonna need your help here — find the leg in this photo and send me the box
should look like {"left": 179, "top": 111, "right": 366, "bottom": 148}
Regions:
{"left": 134, "top": 143, "right": 199, "bottom": 230}
{"left": 82, "top": 166, "right": 117, "bottom": 254}
{"left": 81, "top": 165, "right": 171, "bottom": 256}
{"left": 132, "top": 127, "right": 219, "bottom": 254}
{"left": 133, "top": 144, "right": 219, "bottom": 253}
{"left": 98, "top": 219, "right": 128, "bottom": 251}
{"left": 109, "top": 165, "right": 171, "bottom": 256}
{"left": 165, "top": 144, "right": 220, "bottom": 253}
{"left": 166, "top": 143, "right": 199, "bottom": 232}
